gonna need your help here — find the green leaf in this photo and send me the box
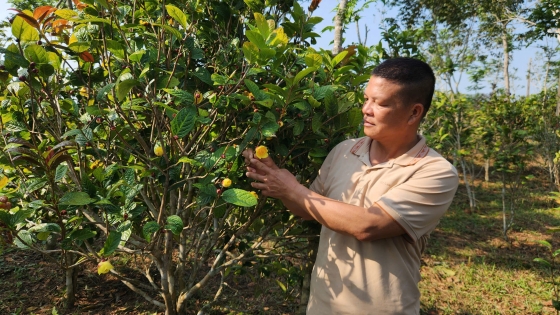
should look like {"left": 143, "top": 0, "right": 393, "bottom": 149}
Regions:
{"left": 142, "top": 221, "right": 160, "bottom": 241}
{"left": 293, "top": 120, "right": 304, "bottom": 136}
{"left": 312, "top": 112, "right": 323, "bottom": 134}
{"left": 537, "top": 240, "right": 552, "bottom": 249}
{"left": 304, "top": 53, "right": 322, "bottom": 68}
{"left": 222, "top": 189, "right": 258, "bottom": 207}
{"left": 171, "top": 106, "right": 197, "bottom": 138}
{"left": 11, "top": 16, "right": 39, "bottom": 42}
{"left": 54, "top": 9, "right": 78, "bottom": 20}
{"left": 193, "top": 67, "right": 212, "bottom": 84}
{"left": 116, "top": 79, "right": 140, "bottom": 101}
{"left": 165, "top": 215, "right": 183, "bottom": 235}
{"left": 293, "top": 67, "right": 317, "bottom": 87}
{"left": 178, "top": 156, "right": 202, "bottom": 166}
{"left": 68, "top": 41, "right": 91, "bottom": 53}
{"left": 14, "top": 230, "right": 34, "bottom": 249}
{"left": 69, "top": 228, "right": 97, "bottom": 240}
{"left": 331, "top": 50, "right": 349, "bottom": 68}
{"left": 242, "top": 42, "right": 259, "bottom": 64}
{"left": 23, "top": 178, "right": 47, "bottom": 194}
{"left": 100, "top": 231, "right": 122, "bottom": 257}
{"left": 275, "top": 279, "right": 287, "bottom": 292}
{"left": 533, "top": 257, "right": 551, "bottom": 267}
{"left": 105, "top": 40, "right": 125, "bottom": 59}
{"left": 2, "top": 45, "right": 30, "bottom": 69}
{"left": 61, "top": 129, "right": 80, "bottom": 139}
{"left": 55, "top": 164, "right": 68, "bottom": 182}
{"left": 11, "top": 209, "right": 34, "bottom": 228}
{"left": 129, "top": 50, "right": 145, "bottom": 63}
{"left": 324, "top": 90, "right": 338, "bottom": 117}
{"left": 94, "top": 83, "right": 113, "bottom": 101}
{"left": 211, "top": 73, "right": 229, "bottom": 86}
{"left": 156, "top": 76, "right": 179, "bottom": 89}
{"left": 59, "top": 192, "right": 96, "bottom": 206}
{"left": 312, "top": 85, "right": 336, "bottom": 100}
{"left": 165, "top": 4, "right": 188, "bottom": 29}
{"left": 254, "top": 13, "right": 271, "bottom": 39}
{"left": 244, "top": 79, "right": 267, "bottom": 100}
{"left": 24, "top": 44, "right": 49, "bottom": 63}
{"left": 246, "top": 30, "right": 267, "bottom": 49}
{"left": 0, "top": 211, "right": 11, "bottom": 227}
{"left": 196, "top": 184, "right": 218, "bottom": 206}
{"left": 164, "top": 88, "right": 194, "bottom": 105}
{"left": 29, "top": 223, "right": 61, "bottom": 233}
{"left": 309, "top": 148, "right": 328, "bottom": 157}
{"left": 261, "top": 120, "right": 279, "bottom": 137}
{"left": 160, "top": 24, "right": 183, "bottom": 39}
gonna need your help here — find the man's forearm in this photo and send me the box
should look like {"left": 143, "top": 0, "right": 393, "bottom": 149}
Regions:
{"left": 279, "top": 184, "right": 405, "bottom": 241}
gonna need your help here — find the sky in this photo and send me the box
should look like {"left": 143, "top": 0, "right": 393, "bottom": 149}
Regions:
{"left": 0, "top": 0, "right": 554, "bottom": 95}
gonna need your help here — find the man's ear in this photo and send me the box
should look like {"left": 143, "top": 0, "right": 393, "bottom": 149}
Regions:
{"left": 408, "top": 103, "right": 424, "bottom": 124}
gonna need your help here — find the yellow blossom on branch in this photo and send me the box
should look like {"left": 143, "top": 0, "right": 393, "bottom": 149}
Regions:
{"left": 222, "top": 178, "right": 232, "bottom": 188}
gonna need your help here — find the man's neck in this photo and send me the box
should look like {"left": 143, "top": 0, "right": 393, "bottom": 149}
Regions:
{"left": 369, "top": 134, "right": 420, "bottom": 165}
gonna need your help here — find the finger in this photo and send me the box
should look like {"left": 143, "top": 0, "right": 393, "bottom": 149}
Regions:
{"left": 251, "top": 182, "right": 269, "bottom": 190}
{"left": 249, "top": 158, "right": 273, "bottom": 174}
{"left": 246, "top": 171, "right": 266, "bottom": 182}
{"left": 246, "top": 166, "right": 256, "bottom": 173}
{"left": 242, "top": 149, "right": 254, "bottom": 161}
{"left": 258, "top": 156, "right": 280, "bottom": 170}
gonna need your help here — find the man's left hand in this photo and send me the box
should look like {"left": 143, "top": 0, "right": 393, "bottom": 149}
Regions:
{"left": 245, "top": 158, "right": 300, "bottom": 200}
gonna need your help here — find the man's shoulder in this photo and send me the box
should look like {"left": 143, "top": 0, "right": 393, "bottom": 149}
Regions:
{"left": 421, "top": 146, "right": 458, "bottom": 175}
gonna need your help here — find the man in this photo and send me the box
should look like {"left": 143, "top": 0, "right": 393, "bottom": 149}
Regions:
{"left": 244, "top": 58, "right": 458, "bottom": 314}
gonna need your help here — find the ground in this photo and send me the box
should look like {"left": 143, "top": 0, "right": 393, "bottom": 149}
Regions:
{"left": 1, "top": 171, "right": 559, "bottom": 314}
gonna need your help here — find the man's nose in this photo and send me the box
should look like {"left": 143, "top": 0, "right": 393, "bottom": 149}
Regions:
{"left": 362, "top": 102, "right": 372, "bottom": 115}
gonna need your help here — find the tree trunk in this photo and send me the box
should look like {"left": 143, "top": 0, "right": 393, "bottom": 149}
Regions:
{"left": 526, "top": 58, "right": 531, "bottom": 97}
{"left": 460, "top": 157, "right": 475, "bottom": 212}
{"left": 556, "top": 64, "right": 560, "bottom": 116}
{"left": 332, "top": 0, "right": 348, "bottom": 55}
{"left": 502, "top": 28, "right": 510, "bottom": 95}
{"left": 484, "top": 158, "right": 490, "bottom": 182}
{"left": 64, "top": 253, "right": 76, "bottom": 309}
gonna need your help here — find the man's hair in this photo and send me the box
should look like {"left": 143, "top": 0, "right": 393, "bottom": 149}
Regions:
{"left": 371, "top": 58, "right": 435, "bottom": 118}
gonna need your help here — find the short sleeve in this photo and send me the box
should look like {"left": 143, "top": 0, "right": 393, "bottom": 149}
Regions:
{"left": 376, "top": 160, "right": 458, "bottom": 242}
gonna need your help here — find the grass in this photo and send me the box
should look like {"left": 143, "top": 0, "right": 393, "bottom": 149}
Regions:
{"left": 419, "top": 177, "right": 560, "bottom": 315}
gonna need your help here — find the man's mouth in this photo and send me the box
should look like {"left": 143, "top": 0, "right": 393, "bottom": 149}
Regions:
{"left": 363, "top": 119, "right": 374, "bottom": 126}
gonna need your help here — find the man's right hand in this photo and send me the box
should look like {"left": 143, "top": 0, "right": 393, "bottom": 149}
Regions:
{"left": 242, "top": 147, "right": 279, "bottom": 175}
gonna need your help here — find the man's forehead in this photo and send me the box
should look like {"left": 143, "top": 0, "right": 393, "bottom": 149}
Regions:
{"left": 364, "top": 76, "right": 404, "bottom": 93}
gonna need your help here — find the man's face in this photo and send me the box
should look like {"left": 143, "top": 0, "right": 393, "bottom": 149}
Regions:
{"left": 362, "top": 76, "right": 414, "bottom": 142}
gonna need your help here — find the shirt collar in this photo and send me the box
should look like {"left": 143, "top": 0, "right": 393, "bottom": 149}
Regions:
{"left": 350, "top": 135, "right": 429, "bottom": 168}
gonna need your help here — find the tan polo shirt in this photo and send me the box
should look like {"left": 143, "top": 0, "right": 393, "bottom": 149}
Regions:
{"left": 306, "top": 136, "right": 458, "bottom": 315}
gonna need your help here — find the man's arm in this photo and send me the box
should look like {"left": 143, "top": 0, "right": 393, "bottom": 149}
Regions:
{"left": 245, "top": 157, "right": 406, "bottom": 242}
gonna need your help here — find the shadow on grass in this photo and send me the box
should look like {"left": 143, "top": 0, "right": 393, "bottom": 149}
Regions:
{"left": 425, "top": 178, "right": 560, "bottom": 272}
{"left": 421, "top": 306, "right": 478, "bottom": 315}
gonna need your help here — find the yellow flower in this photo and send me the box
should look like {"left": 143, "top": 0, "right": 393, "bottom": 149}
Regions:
{"left": 154, "top": 145, "right": 164, "bottom": 157}
{"left": 277, "top": 121, "right": 284, "bottom": 127}
{"left": 255, "top": 145, "right": 268, "bottom": 159}
{"left": 222, "top": 178, "right": 232, "bottom": 188}
{"left": 97, "top": 260, "right": 113, "bottom": 275}
{"left": 250, "top": 191, "right": 258, "bottom": 199}
{"left": 79, "top": 87, "right": 88, "bottom": 97}
{"left": 90, "top": 160, "right": 104, "bottom": 170}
